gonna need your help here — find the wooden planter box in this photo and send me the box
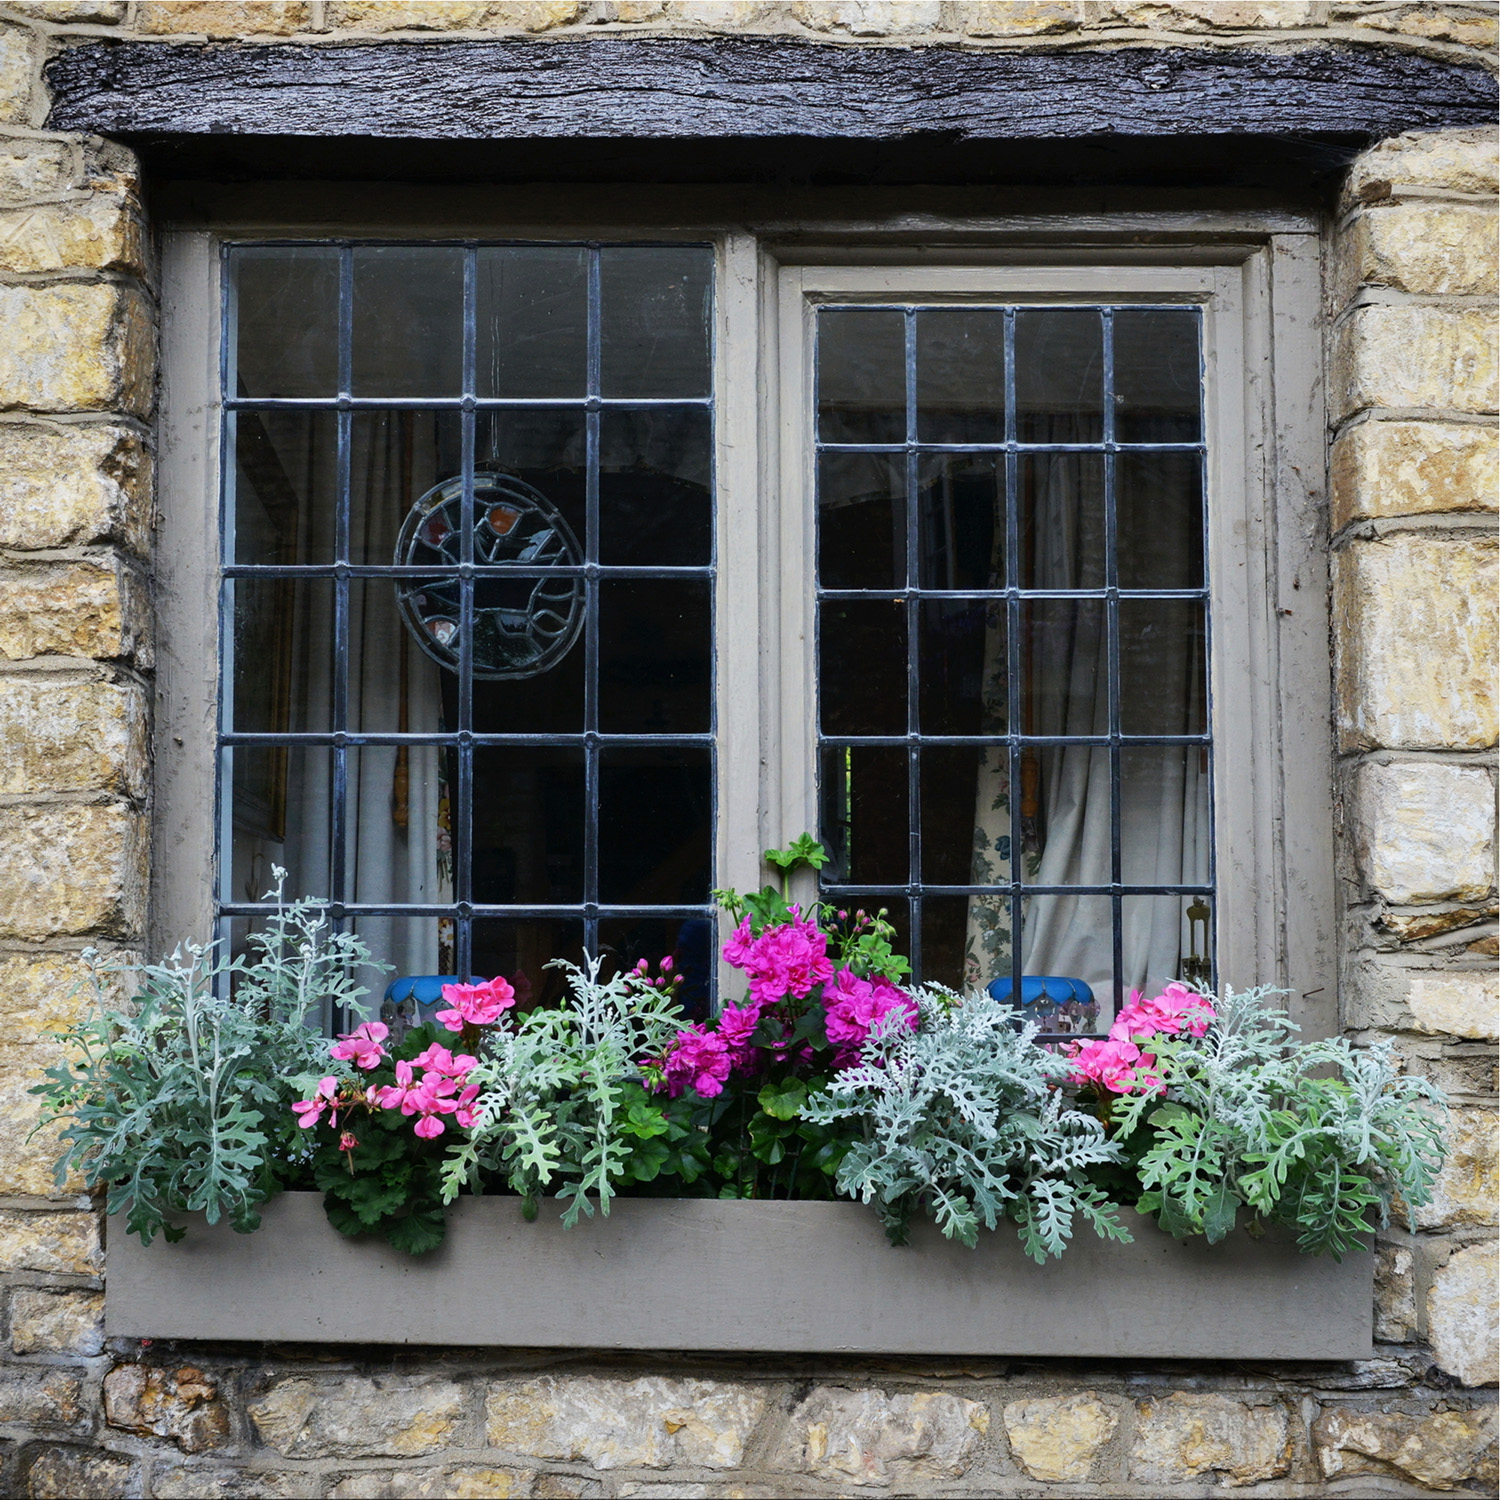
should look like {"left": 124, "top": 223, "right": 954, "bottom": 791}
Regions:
{"left": 106, "top": 1193, "right": 1373, "bottom": 1358}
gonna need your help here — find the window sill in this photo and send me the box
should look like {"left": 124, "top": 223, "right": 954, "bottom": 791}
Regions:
{"left": 105, "top": 1194, "right": 1372, "bottom": 1358}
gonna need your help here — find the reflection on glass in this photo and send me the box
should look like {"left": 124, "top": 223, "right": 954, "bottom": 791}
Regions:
{"left": 1113, "top": 309, "right": 1202, "bottom": 444}
{"left": 1119, "top": 599, "right": 1206, "bottom": 735}
{"left": 597, "top": 748, "right": 712, "bottom": 905}
{"left": 818, "top": 451, "right": 904, "bottom": 590}
{"left": 471, "top": 918, "right": 584, "bottom": 1011}
{"left": 231, "top": 410, "right": 338, "bottom": 566}
{"left": 917, "top": 454, "right": 1002, "bottom": 590}
{"left": 599, "top": 407, "right": 712, "bottom": 566}
{"left": 819, "top": 743, "right": 908, "bottom": 887}
{"left": 1018, "top": 453, "right": 1104, "bottom": 591}
{"left": 916, "top": 308, "right": 1005, "bottom": 445}
{"left": 817, "top": 307, "right": 905, "bottom": 444}
{"left": 1014, "top": 308, "right": 1103, "bottom": 443}
{"left": 472, "top": 746, "right": 585, "bottom": 904}
{"left": 819, "top": 599, "right": 906, "bottom": 735}
{"left": 598, "top": 580, "right": 711, "bottom": 733}
{"left": 918, "top": 599, "right": 1004, "bottom": 736}
{"left": 226, "top": 744, "right": 332, "bottom": 907}
{"left": 352, "top": 247, "right": 464, "bottom": 397}
{"left": 477, "top": 245, "right": 588, "bottom": 398}
{"left": 1121, "top": 894, "right": 1213, "bottom": 1001}
{"left": 230, "top": 577, "right": 332, "bottom": 734}
{"left": 1116, "top": 451, "right": 1204, "bottom": 590}
{"left": 230, "top": 247, "right": 340, "bottom": 398}
{"left": 600, "top": 246, "right": 712, "bottom": 398}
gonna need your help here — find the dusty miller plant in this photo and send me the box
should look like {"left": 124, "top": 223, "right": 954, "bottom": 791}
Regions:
{"left": 33, "top": 873, "right": 379, "bottom": 1245}
{"left": 1106, "top": 984, "right": 1449, "bottom": 1257}
{"left": 802, "top": 989, "right": 1129, "bottom": 1258}
{"left": 439, "top": 957, "right": 685, "bottom": 1226}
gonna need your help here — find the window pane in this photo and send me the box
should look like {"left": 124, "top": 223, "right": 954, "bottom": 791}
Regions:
{"left": 1014, "top": 308, "right": 1103, "bottom": 444}
{"left": 467, "top": 746, "right": 585, "bottom": 904}
{"left": 1116, "top": 451, "right": 1204, "bottom": 591}
{"left": 818, "top": 451, "right": 904, "bottom": 590}
{"left": 230, "top": 247, "right": 340, "bottom": 398}
{"left": 1114, "top": 309, "right": 1202, "bottom": 444}
{"left": 599, "top": 580, "right": 711, "bottom": 734}
{"left": 921, "top": 745, "right": 989, "bottom": 885}
{"left": 1022, "top": 599, "right": 1105, "bottom": 738}
{"left": 343, "top": 745, "right": 453, "bottom": 908}
{"left": 817, "top": 307, "right": 905, "bottom": 444}
{"left": 470, "top": 918, "right": 584, "bottom": 1011}
{"left": 819, "top": 599, "right": 906, "bottom": 735}
{"left": 230, "top": 410, "right": 338, "bottom": 566}
{"left": 915, "top": 307, "right": 1005, "bottom": 445}
{"left": 1120, "top": 746, "right": 1211, "bottom": 891}
{"left": 1119, "top": 599, "right": 1207, "bottom": 736}
{"left": 225, "top": 744, "right": 332, "bottom": 907}
{"left": 598, "top": 916, "right": 713, "bottom": 1022}
{"left": 1121, "top": 894, "right": 1215, "bottom": 1001}
{"left": 477, "top": 245, "right": 588, "bottom": 399}
{"left": 918, "top": 599, "right": 1005, "bottom": 736}
{"left": 1017, "top": 891, "right": 1110, "bottom": 1031}
{"left": 819, "top": 743, "right": 908, "bottom": 886}
{"left": 919, "top": 894, "right": 974, "bottom": 992}
{"left": 599, "top": 407, "right": 712, "bottom": 566}
{"left": 352, "top": 247, "right": 464, "bottom": 397}
{"left": 917, "top": 454, "right": 1002, "bottom": 590}
{"left": 348, "top": 580, "right": 450, "bottom": 735}
{"left": 597, "top": 747, "right": 712, "bottom": 905}
{"left": 349, "top": 410, "right": 463, "bottom": 567}
{"left": 1021, "top": 743, "right": 1109, "bottom": 888}
{"left": 229, "top": 577, "right": 332, "bottom": 734}
{"left": 600, "top": 246, "right": 712, "bottom": 398}
{"left": 1018, "top": 452, "right": 1104, "bottom": 591}
{"left": 480, "top": 409, "right": 588, "bottom": 555}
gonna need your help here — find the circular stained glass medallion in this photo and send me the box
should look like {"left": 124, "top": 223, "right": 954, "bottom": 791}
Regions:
{"left": 394, "top": 471, "right": 584, "bottom": 679}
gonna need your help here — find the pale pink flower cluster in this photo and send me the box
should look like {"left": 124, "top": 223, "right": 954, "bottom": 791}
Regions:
{"left": 722, "top": 910, "right": 833, "bottom": 1005}
{"left": 292, "top": 1075, "right": 342, "bottom": 1128}
{"left": 1064, "top": 985, "right": 1216, "bottom": 1096}
{"left": 328, "top": 1020, "right": 389, "bottom": 1070}
{"left": 824, "top": 968, "right": 918, "bottom": 1065}
{"left": 436, "top": 975, "right": 516, "bottom": 1032}
{"left": 660, "top": 1023, "right": 733, "bottom": 1099}
{"left": 375, "top": 1043, "right": 480, "bottom": 1138}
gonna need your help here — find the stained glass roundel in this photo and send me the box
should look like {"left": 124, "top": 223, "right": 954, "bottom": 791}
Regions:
{"left": 394, "top": 471, "right": 585, "bottom": 680}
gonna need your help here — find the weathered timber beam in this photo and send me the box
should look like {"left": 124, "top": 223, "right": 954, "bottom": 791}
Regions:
{"left": 46, "top": 39, "right": 1497, "bottom": 142}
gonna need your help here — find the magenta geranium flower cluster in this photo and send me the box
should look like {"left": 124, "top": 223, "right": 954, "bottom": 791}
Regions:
{"left": 1063, "top": 982, "right": 1216, "bottom": 1096}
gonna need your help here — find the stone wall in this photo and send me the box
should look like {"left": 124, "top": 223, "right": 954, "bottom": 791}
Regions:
{"left": 0, "top": 2, "right": 1494, "bottom": 1497}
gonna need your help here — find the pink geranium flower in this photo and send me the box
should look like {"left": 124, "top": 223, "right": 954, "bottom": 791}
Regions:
{"left": 329, "top": 1020, "right": 389, "bottom": 1070}
{"left": 1064, "top": 1038, "right": 1165, "bottom": 1096}
{"left": 436, "top": 975, "right": 517, "bottom": 1032}
{"left": 723, "top": 912, "right": 834, "bottom": 1006}
{"left": 661, "top": 1023, "right": 733, "bottom": 1099}
{"left": 1109, "top": 983, "right": 1215, "bottom": 1043}
{"left": 823, "top": 969, "right": 918, "bottom": 1065}
{"left": 291, "top": 1075, "right": 341, "bottom": 1128}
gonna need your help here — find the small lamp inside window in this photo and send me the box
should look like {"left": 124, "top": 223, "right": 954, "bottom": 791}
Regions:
{"left": 1182, "top": 897, "right": 1212, "bottom": 990}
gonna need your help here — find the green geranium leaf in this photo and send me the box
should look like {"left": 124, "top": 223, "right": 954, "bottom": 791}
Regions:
{"left": 758, "top": 1079, "right": 808, "bottom": 1121}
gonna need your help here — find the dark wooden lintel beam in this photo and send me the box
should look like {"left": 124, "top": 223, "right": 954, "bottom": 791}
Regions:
{"left": 46, "top": 38, "right": 1497, "bottom": 143}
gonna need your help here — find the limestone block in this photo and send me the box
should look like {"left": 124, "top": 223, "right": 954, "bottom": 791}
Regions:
{"left": 771, "top": 1385, "right": 988, "bottom": 1485}
{"left": 1331, "top": 420, "right": 1498, "bottom": 530}
{"left": 0, "top": 1207, "right": 100, "bottom": 1274}
{"left": 1429, "top": 1241, "right": 1499, "bottom": 1386}
{"left": 23, "top": 1445, "right": 139, "bottom": 1500}
{"left": 486, "top": 1375, "right": 765, "bottom": 1471}
{"left": 0, "top": 195, "right": 144, "bottom": 276}
{"left": 152, "top": 1465, "right": 323, "bottom": 1500}
{"left": 10, "top": 1288, "right": 103, "bottom": 1355}
{"left": 0, "top": 25, "right": 34, "bottom": 126}
{"left": 1082, "top": 0, "right": 1317, "bottom": 27}
{"left": 1003, "top": 1392, "right": 1120, "bottom": 1482}
{"left": 328, "top": 1468, "right": 537, "bottom": 1499}
{"left": 0, "top": 422, "right": 151, "bottom": 554}
{"left": 1353, "top": 761, "right": 1495, "bottom": 905}
{"left": 1408, "top": 971, "right": 1500, "bottom": 1041}
{"left": 250, "top": 1376, "right": 468, "bottom": 1458}
{"left": 1338, "top": 206, "right": 1498, "bottom": 304}
{"left": 1334, "top": 535, "right": 1498, "bottom": 751}
{"left": 941, "top": 1, "right": 1078, "bottom": 34}
{"left": 0, "top": 557, "right": 150, "bottom": 663}
{"left": 0, "top": 284, "right": 153, "bottom": 417}
{"left": 642, "top": 1, "right": 778, "bottom": 24}
{"left": 0, "top": 952, "right": 119, "bottom": 1051}
{"left": 1315, "top": 1406, "right": 1498, "bottom": 1491}
{"left": 104, "top": 1363, "right": 231, "bottom": 1454}
{"left": 787, "top": 0, "right": 944, "bottom": 35}
{"left": 0, "top": 674, "right": 148, "bottom": 797}
{"left": 1415, "top": 1108, "right": 1499, "bottom": 1230}
{"left": 1130, "top": 1394, "right": 1292, "bottom": 1487}
{"left": 327, "top": 0, "right": 582, "bottom": 29}
{"left": 1336, "top": 3, "right": 1499, "bottom": 51}
{"left": 1333, "top": 306, "right": 1497, "bottom": 422}
{"left": 1374, "top": 1242, "right": 1417, "bottom": 1343}
{"left": 7, "top": 2, "right": 127, "bottom": 19}
{"left": 135, "top": 1, "right": 312, "bottom": 33}
{"left": 0, "top": 1046, "right": 84, "bottom": 1196}
{"left": 0, "top": 142, "right": 71, "bottom": 204}
{"left": 0, "top": 802, "right": 147, "bottom": 940}
{"left": 0, "top": 1367, "right": 83, "bottom": 1427}
{"left": 1342, "top": 127, "right": 1500, "bottom": 210}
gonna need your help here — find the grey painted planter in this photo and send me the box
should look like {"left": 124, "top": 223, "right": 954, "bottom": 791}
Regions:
{"left": 106, "top": 1193, "right": 1373, "bottom": 1358}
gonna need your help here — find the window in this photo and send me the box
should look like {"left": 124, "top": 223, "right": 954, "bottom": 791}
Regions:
{"left": 156, "top": 220, "right": 1333, "bottom": 1042}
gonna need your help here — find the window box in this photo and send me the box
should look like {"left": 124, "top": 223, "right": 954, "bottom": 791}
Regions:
{"left": 106, "top": 1193, "right": 1372, "bottom": 1358}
